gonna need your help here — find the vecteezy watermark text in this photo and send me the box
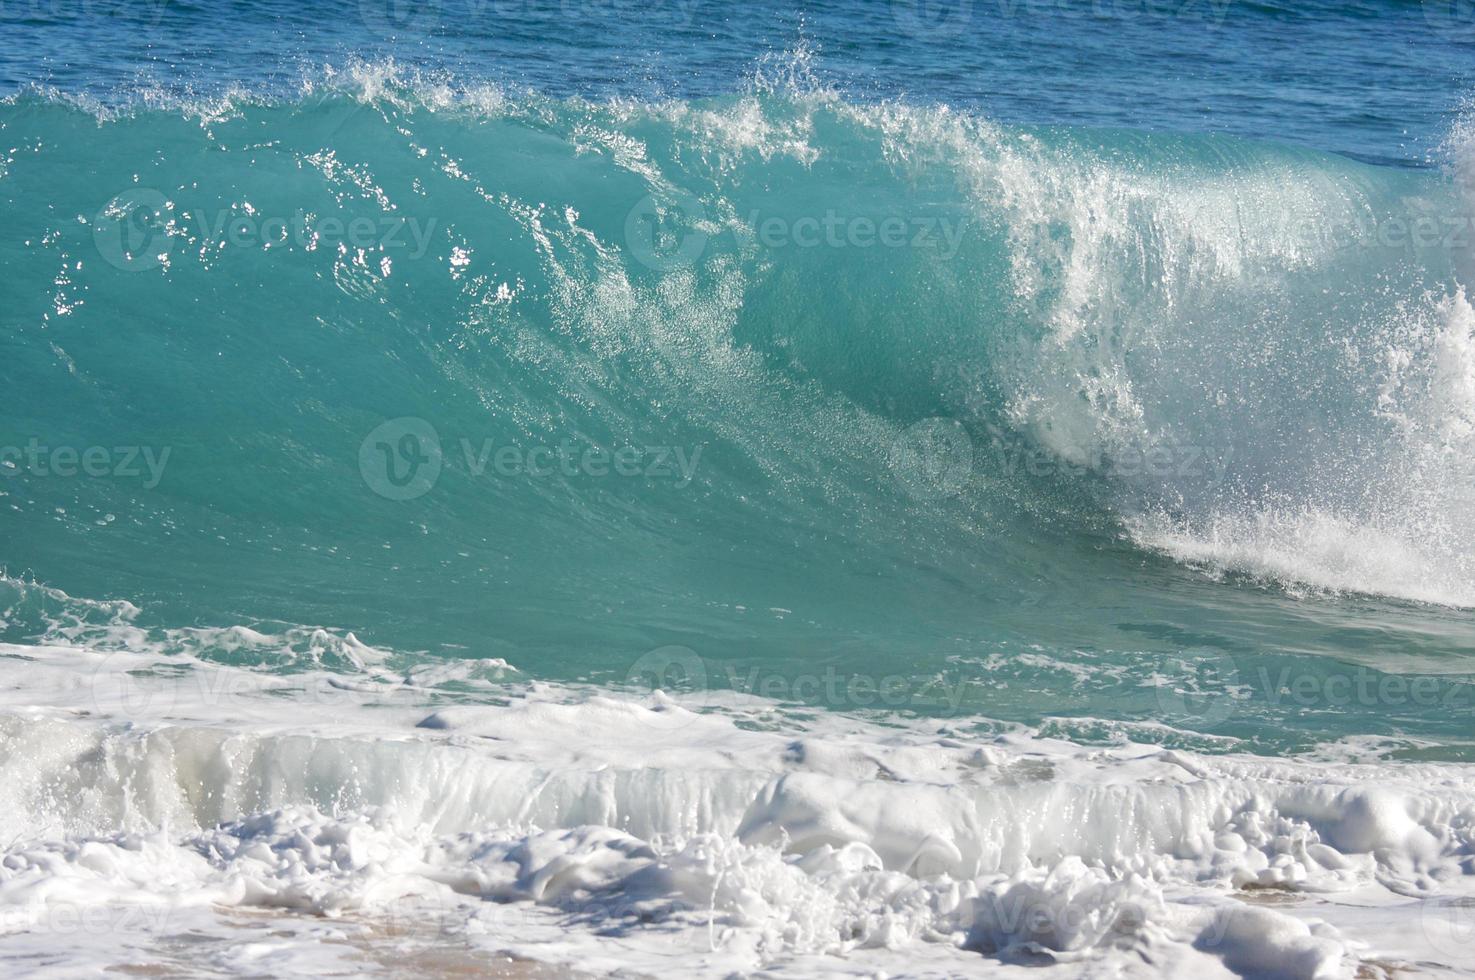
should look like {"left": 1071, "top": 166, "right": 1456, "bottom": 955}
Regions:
{"left": 0, "top": 901, "right": 175, "bottom": 937}
{"left": 0, "top": 439, "right": 170, "bottom": 488}
{"left": 891, "top": 0, "right": 1233, "bottom": 40}
{"left": 624, "top": 192, "right": 971, "bottom": 271}
{"left": 359, "top": 417, "right": 703, "bottom": 500}
{"left": 982, "top": 425, "right": 1231, "bottom": 483}
{"left": 739, "top": 210, "right": 969, "bottom": 259}
{"left": 1153, "top": 651, "right": 1475, "bottom": 730}
{"left": 358, "top": 0, "right": 703, "bottom": 35}
{"left": 622, "top": 645, "right": 976, "bottom": 729}
{"left": 886, "top": 417, "right": 1231, "bottom": 501}
{"left": 1264, "top": 209, "right": 1475, "bottom": 255}
{"left": 0, "top": 0, "right": 170, "bottom": 23}
{"left": 92, "top": 189, "right": 438, "bottom": 272}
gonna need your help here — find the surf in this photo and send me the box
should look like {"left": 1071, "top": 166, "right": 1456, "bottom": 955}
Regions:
{"left": 4, "top": 49, "right": 1475, "bottom": 974}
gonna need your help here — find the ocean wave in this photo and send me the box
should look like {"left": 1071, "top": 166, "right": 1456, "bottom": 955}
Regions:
{"left": 5, "top": 69, "right": 1473, "bottom": 624}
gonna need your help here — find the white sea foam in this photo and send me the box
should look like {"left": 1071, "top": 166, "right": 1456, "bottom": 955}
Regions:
{"left": 1126, "top": 287, "right": 1475, "bottom": 609}
{"left": 0, "top": 594, "right": 1474, "bottom": 977}
{"left": 1127, "top": 503, "right": 1475, "bottom": 608}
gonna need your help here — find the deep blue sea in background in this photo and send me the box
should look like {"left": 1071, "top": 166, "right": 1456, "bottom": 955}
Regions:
{"left": 2, "top": 0, "right": 1472, "bottom": 166}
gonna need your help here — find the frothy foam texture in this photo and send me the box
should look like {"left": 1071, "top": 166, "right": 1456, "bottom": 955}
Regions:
{"left": 1128, "top": 503, "right": 1475, "bottom": 608}
{"left": 0, "top": 596, "right": 1473, "bottom": 978}
{"left": 1126, "top": 287, "right": 1475, "bottom": 608}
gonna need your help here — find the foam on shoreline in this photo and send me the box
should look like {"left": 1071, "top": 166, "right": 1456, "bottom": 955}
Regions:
{"left": 0, "top": 635, "right": 1472, "bottom": 977}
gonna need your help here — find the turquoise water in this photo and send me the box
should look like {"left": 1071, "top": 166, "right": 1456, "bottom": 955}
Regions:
{"left": 3, "top": 2, "right": 1475, "bottom": 760}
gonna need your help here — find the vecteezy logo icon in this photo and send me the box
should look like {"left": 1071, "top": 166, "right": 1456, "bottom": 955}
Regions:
{"left": 1421, "top": 1, "right": 1475, "bottom": 37}
{"left": 624, "top": 190, "right": 709, "bottom": 272}
{"left": 90, "top": 653, "right": 178, "bottom": 719}
{"left": 624, "top": 645, "right": 710, "bottom": 730}
{"left": 1420, "top": 895, "right": 1475, "bottom": 961}
{"left": 359, "top": 872, "right": 456, "bottom": 938}
{"left": 1152, "top": 648, "right": 1241, "bottom": 730}
{"left": 890, "top": 0, "right": 973, "bottom": 40}
{"left": 359, "top": 417, "right": 442, "bottom": 500}
{"left": 888, "top": 417, "right": 974, "bottom": 500}
{"left": 358, "top": 0, "right": 442, "bottom": 34}
{"left": 94, "top": 188, "right": 174, "bottom": 272}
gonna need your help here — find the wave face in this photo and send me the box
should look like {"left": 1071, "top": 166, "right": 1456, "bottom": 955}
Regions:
{"left": 4, "top": 74, "right": 1475, "bottom": 749}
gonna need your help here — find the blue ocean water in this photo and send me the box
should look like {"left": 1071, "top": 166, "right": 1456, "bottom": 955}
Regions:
{"left": 3, "top": 0, "right": 1475, "bottom": 760}
{"left": 3, "top": 0, "right": 1471, "bottom": 166}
